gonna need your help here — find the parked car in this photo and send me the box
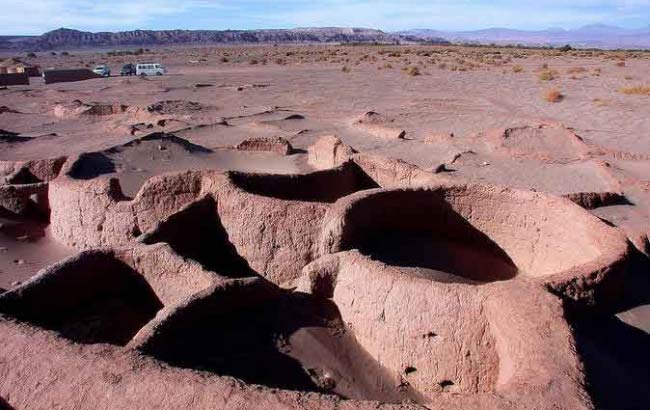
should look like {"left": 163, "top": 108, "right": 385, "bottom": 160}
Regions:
{"left": 120, "top": 63, "right": 136, "bottom": 76}
{"left": 92, "top": 64, "right": 111, "bottom": 77}
{"left": 136, "top": 62, "right": 166, "bottom": 76}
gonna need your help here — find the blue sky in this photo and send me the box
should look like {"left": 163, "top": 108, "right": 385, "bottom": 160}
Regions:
{"left": 2, "top": 1, "right": 649, "bottom": 35}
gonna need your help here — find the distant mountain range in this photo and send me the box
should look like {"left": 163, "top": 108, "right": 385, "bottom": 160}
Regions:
{"left": 398, "top": 24, "right": 650, "bottom": 49}
{"left": 0, "top": 27, "right": 426, "bottom": 51}
{"left": 1, "top": 24, "right": 648, "bottom": 51}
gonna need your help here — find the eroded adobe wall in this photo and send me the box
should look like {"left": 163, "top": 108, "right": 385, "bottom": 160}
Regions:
{"left": 320, "top": 185, "right": 630, "bottom": 305}
{"left": 298, "top": 251, "right": 592, "bottom": 410}
{"left": 49, "top": 167, "right": 204, "bottom": 248}
{"left": 0, "top": 318, "right": 435, "bottom": 410}
{"left": 301, "top": 252, "right": 500, "bottom": 397}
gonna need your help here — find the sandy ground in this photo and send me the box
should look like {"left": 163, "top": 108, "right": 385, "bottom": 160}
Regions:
{"left": 0, "top": 44, "right": 648, "bottom": 408}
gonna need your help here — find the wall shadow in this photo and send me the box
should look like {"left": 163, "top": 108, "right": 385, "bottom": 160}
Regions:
{"left": 68, "top": 152, "right": 116, "bottom": 180}
{"left": 340, "top": 190, "right": 518, "bottom": 282}
{"left": 0, "top": 254, "right": 162, "bottom": 345}
{"left": 227, "top": 162, "right": 378, "bottom": 204}
{"left": 137, "top": 284, "right": 423, "bottom": 403}
{"left": 140, "top": 195, "right": 258, "bottom": 278}
{"left": 571, "top": 312, "right": 650, "bottom": 410}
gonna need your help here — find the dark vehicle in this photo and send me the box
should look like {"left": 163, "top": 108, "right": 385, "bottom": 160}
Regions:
{"left": 120, "top": 63, "right": 136, "bottom": 76}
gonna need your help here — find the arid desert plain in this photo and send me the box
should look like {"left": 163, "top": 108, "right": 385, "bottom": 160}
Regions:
{"left": 0, "top": 45, "right": 649, "bottom": 410}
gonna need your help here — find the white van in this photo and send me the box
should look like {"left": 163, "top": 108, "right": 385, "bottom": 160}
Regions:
{"left": 136, "top": 63, "right": 166, "bottom": 76}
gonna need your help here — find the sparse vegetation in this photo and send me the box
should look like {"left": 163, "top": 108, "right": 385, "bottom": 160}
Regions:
{"left": 404, "top": 66, "right": 420, "bottom": 76}
{"left": 544, "top": 89, "right": 564, "bottom": 102}
{"left": 538, "top": 70, "right": 557, "bottom": 81}
{"left": 567, "top": 67, "right": 587, "bottom": 74}
{"left": 619, "top": 86, "right": 650, "bottom": 95}
{"left": 341, "top": 65, "right": 351, "bottom": 73}
{"left": 26, "top": 52, "right": 36, "bottom": 58}
{"left": 107, "top": 49, "right": 145, "bottom": 57}
{"left": 512, "top": 65, "right": 524, "bottom": 73}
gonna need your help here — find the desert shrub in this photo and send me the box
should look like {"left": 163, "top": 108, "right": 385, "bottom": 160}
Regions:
{"left": 61, "top": 51, "right": 69, "bottom": 56}
{"left": 26, "top": 52, "right": 36, "bottom": 58}
{"left": 619, "top": 86, "right": 650, "bottom": 95}
{"left": 341, "top": 65, "right": 351, "bottom": 73}
{"left": 405, "top": 66, "right": 420, "bottom": 76}
{"left": 275, "top": 58, "right": 285, "bottom": 65}
{"left": 539, "top": 70, "right": 557, "bottom": 81}
{"left": 615, "top": 61, "right": 626, "bottom": 67}
{"left": 220, "top": 57, "right": 229, "bottom": 63}
{"left": 512, "top": 65, "right": 524, "bottom": 73}
{"left": 50, "top": 51, "right": 57, "bottom": 56}
{"left": 567, "top": 67, "right": 587, "bottom": 74}
{"left": 544, "top": 89, "right": 564, "bottom": 102}
{"left": 383, "top": 62, "right": 393, "bottom": 69}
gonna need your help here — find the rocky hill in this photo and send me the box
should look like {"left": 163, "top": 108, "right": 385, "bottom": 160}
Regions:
{"left": 0, "top": 27, "right": 443, "bottom": 51}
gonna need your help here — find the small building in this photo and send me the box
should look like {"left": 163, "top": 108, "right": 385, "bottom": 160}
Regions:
{"left": 0, "top": 58, "right": 41, "bottom": 77}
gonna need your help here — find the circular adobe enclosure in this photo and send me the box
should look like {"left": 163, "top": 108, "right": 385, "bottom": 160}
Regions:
{"left": 320, "top": 184, "right": 630, "bottom": 303}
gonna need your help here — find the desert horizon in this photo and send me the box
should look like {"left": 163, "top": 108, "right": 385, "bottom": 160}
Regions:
{"left": 2, "top": 23, "right": 650, "bottom": 51}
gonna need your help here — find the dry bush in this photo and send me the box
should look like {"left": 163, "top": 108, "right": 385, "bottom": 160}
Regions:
{"left": 539, "top": 70, "right": 558, "bottom": 81}
{"left": 615, "top": 61, "right": 626, "bottom": 67}
{"left": 512, "top": 65, "right": 524, "bottom": 73}
{"left": 544, "top": 89, "right": 564, "bottom": 102}
{"left": 220, "top": 57, "right": 229, "bottom": 63}
{"left": 624, "top": 75, "right": 634, "bottom": 80}
{"left": 619, "top": 86, "right": 650, "bottom": 95}
{"left": 249, "top": 58, "right": 259, "bottom": 65}
{"left": 567, "top": 67, "right": 587, "bottom": 74}
{"left": 383, "top": 62, "right": 393, "bottom": 69}
{"left": 341, "top": 65, "right": 351, "bottom": 73}
{"left": 405, "top": 66, "right": 421, "bottom": 76}
{"left": 275, "top": 58, "right": 285, "bottom": 65}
